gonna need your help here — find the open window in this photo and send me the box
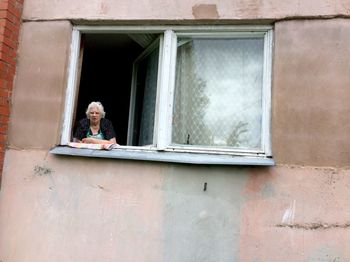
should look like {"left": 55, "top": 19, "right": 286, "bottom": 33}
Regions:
{"left": 59, "top": 26, "right": 273, "bottom": 164}
{"left": 67, "top": 32, "right": 161, "bottom": 146}
{"left": 128, "top": 39, "right": 160, "bottom": 146}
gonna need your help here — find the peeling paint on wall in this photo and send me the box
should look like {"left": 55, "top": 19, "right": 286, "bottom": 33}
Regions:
{"left": 192, "top": 4, "right": 219, "bottom": 19}
{"left": 281, "top": 200, "right": 296, "bottom": 224}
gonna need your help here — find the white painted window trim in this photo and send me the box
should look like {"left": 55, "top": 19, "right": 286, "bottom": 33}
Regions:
{"left": 261, "top": 29, "right": 273, "bottom": 156}
{"left": 61, "top": 28, "right": 81, "bottom": 145}
{"left": 127, "top": 37, "right": 161, "bottom": 146}
{"left": 165, "top": 29, "right": 273, "bottom": 156}
{"left": 155, "top": 29, "right": 177, "bottom": 150}
{"left": 59, "top": 25, "right": 274, "bottom": 163}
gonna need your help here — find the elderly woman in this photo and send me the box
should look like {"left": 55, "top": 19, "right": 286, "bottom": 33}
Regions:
{"left": 73, "top": 101, "right": 117, "bottom": 144}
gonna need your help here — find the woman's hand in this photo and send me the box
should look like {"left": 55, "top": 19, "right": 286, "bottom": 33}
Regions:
{"left": 82, "top": 137, "right": 100, "bottom": 144}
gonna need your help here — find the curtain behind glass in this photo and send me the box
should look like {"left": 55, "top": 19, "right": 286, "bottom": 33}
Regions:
{"left": 172, "top": 38, "right": 264, "bottom": 149}
{"left": 138, "top": 48, "right": 159, "bottom": 146}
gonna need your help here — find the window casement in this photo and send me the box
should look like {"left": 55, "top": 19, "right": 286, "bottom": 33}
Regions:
{"left": 55, "top": 25, "right": 274, "bottom": 165}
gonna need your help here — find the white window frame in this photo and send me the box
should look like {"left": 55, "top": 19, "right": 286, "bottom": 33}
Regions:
{"left": 127, "top": 36, "right": 161, "bottom": 145}
{"left": 60, "top": 25, "right": 273, "bottom": 161}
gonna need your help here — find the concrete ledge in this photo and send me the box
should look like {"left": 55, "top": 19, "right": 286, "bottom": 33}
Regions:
{"left": 50, "top": 146, "right": 275, "bottom": 166}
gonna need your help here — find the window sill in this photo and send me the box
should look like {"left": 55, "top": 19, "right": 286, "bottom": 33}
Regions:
{"left": 50, "top": 146, "right": 275, "bottom": 166}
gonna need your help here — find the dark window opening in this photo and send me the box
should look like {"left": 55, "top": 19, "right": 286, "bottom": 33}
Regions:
{"left": 74, "top": 33, "right": 159, "bottom": 145}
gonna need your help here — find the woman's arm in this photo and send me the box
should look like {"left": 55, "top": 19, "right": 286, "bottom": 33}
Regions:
{"left": 82, "top": 137, "right": 116, "bottom": 144}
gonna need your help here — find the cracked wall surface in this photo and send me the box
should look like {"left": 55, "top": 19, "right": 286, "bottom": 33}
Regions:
{"left": 240, "top": 165, "right": 350, "bottom": 261}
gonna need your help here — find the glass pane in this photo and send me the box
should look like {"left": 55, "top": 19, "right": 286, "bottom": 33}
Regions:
{"left": 172, "top": 38, "right": 264, "bottom": 149}
{"left": 137, "top": 48, "right": 159, "bottom": 146}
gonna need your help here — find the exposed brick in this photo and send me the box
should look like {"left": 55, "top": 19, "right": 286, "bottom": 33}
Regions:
{"left": 0, "top": 134, "right": 7, "bottom": 143}
{"left": 0, "top": 19, "right": 18, "bottom": 33}
{"left": 0, "top": 124, "right": 8, "bottom": 134}
{"left": 6, "top": 81, "right": 12, "bottom": 90}
{"left": 1, "top": 10, "right": 15, "bottom": 24}
{"left": 0, "top": 10, "right": 7, "bottom": 19}
{"left": 0, "top": 148, "right": 5, "bottom": 158}
{"left": 0, "top": 79, "right": 12, "bottom": 90}
{"left": 0, "top": 69, "right": 12, "bottom": 80}
{"left": 0, "top": 157, "right": 4, "bottom": 168}
{"left": 0, "top": 34, "right": 16, "bottom": 49}
{"left": 9, "top": 14, "right": 18, "bottom": 26}
{"left": 0, "top": 80, "right": 7, "bottom": 89}
{"left": 7, "top": 65, "right": 14, "bottom": 75}
{"left": 7, "top": 2, "right": 21, "bottom": 18}
{"left": 0, "top": 0, "right": 23, "bottom": 183}
{"left": 0, "top": 50, "right": 16, "bottom": 66}
{"left": 0, "top": 68, "right": 8, "bottom": 78}
{"left": 0, "top": 105, "right": 9, "bottom": 116}
{"left": 0, "top": 45, "right": 16, "bottom": 59}
{"left": 0, "top": 2, "right": 9, "bottom": 10}
{"left": 10, "top": 0, "right": 24, "bottom": 5}
{"left": 0, "top": 26, "right": 14, "bottom": 39}
{"left": 0, "top": 96, "right": 8, "bottom": 104}
{"left": 0, "top": 61, "right": 9, "bottom": 71}
{"left": 0, "top": 115, "right": 9, "bottom": 123}
{"left": 0, "top": 88, "right": 10, "bottom": 97}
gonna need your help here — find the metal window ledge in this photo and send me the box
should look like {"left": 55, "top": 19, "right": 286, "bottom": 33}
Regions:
{"left": 50, "top": 146, "right": 275, "bottom": 166}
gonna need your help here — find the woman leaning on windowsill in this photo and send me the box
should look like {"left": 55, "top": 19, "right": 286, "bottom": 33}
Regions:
{"left": 73, "top": 101, "right": 117, "bottom": 145}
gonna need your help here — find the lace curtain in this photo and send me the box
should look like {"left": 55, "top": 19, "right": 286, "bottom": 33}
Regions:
{"left": 172, "top": 38, "right": 264, "bottom": 149}
{"left": 138, "top": 48, "right": 159, "bottom": 146}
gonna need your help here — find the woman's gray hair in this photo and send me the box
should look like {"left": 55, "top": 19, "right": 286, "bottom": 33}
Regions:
{"left": 86, "top": 101, "right": 106, "bottom": 118}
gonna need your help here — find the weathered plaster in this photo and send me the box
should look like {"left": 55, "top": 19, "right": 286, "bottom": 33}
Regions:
{"left": 272, "top": 18, "right": 350, "bottom": 167}
{"left": 240, "top": 165, "right": 350, "bottom": 261}
{"left": 161, "top": 165, "right": 248, "bottom": 261}
{"left": 8, "top": 21, "right": 72, "bottom": 149}
{"left": 192, "top": 4, "right": 219, "bottom": 20}
{"left": 0, "top": 149, "right": 250, "bottom": 261}
{"left": 22, "top": 0, "right": 350, "bottom": 21}
{"left": 2, "top": 1, "right": 350, "bottom": 260}
{"left": 1, "top": 150, "right": 350, "bottom": 261}
{"left": 0, "top": 149, "right": 164, "bottom": 262}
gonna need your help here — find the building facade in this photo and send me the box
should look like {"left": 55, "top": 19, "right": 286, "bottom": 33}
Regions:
{"left": 1, "top": 0, "right": 350, "bottom": 261}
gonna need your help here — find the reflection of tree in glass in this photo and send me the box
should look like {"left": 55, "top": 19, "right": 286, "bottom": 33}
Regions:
{"left": 173, "top": 40, "right": 213, "bottom": 146}
{"left": 226, "top": 121, "right": 248, "bottom": 147}
{"left": 187, "top": 77, "right": 213, "bottom": 145}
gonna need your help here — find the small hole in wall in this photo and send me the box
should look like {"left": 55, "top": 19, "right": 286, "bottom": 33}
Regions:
{"left": 203, "top": 182, "right": 207, "bottom": 191}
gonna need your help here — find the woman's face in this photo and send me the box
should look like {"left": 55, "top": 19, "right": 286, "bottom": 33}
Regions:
{"left": 89, "top": 106, "right": 101, "bottom": 124}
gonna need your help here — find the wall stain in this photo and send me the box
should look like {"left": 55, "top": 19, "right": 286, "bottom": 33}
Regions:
{"left": 276, "top": 222, "right": 350, "bottom": 230}
{"left": 34, "top": 165, "right": 53, "bottom": 176}
{"left": 98, "top": 184, "right": 107, "bottom": 191}
{"left": 192, "top": 4, "right": 219, "bottom": 19}
{"left": 90, "top": 184, "right": 109, "bottom": 191}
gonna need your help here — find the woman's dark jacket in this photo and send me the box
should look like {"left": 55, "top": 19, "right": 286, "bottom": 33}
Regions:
{"left": 73, "top": 118, "right": 116, "bottom": 141}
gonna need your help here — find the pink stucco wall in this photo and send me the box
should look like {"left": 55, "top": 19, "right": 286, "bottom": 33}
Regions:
{"left": 1, "top": 0, "right": 350, "bottom": 261}
{"left": 22, "top": 0, "right": 350, "bottom": 21}
{"left": 2, "top": 150, "right": 350, "bottom": 261}
{"left": 273, "top": 19, "right": 350, "bottom": 166}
